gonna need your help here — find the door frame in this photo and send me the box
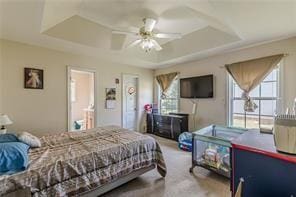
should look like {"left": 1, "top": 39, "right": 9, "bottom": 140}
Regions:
{"left": 121, "top": 73, "right": 139, "bottom": 131}
{"left": 67, "top": 66, "right": 97, "bottom": 131}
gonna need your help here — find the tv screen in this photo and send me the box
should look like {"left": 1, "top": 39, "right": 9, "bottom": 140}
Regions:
{"left": 180, "top": 75, "right": 214, "bottom": 98}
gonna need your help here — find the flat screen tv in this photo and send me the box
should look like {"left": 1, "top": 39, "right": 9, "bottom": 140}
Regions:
{"left": 180, "top": 75, "right": 214, "bottom": 98}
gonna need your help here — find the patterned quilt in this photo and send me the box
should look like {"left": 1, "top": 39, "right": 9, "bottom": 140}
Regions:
{"left": 0, "top": 126, "right": 166, "bottom": 196}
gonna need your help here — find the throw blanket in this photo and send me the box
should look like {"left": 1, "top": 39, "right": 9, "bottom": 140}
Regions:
{"left": 0, "top": 126, "right": 166, "bottom": 196}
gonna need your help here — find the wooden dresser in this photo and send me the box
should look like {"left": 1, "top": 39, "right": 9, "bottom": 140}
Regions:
{"left": 146, "top": 113, "right": 188, "bottom": 141}
{"left": 231, "top": 131, "right": 296, "bottom": 196}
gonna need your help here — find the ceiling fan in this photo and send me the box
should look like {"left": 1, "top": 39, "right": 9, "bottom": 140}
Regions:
{"left": 112, "top": 18, "right": 182, "bottom": 52}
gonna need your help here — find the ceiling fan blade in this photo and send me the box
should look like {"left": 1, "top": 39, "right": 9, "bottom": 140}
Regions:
{"left": 150, "top": 39, "right": 162, "bottom": 51}
{"left": 144, "top": 18, "right": 156, "bottom": 32}
{"left": 154, "top": 33, "right": 182, "bottom": 39}
{"left": 112, "top": 30, "right": 138, "bottom": 36}
{"left": 126, "top": 39, "right": 142, "bottom": 49}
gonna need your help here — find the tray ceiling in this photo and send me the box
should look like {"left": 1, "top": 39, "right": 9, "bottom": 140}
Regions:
{"left": 1, "top": 0, "right": 295, "bottom": 68}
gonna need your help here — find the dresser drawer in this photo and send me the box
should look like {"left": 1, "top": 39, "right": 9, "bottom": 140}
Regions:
{"left": 154, "top": 115, "right": 171, "bottom": 124}
{"left": 146, "top": 113, "right": 188, "bottom": 141}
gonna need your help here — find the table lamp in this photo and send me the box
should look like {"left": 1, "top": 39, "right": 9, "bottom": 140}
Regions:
{"left": 0, "top": 114, "right": 13, "bottom": 134}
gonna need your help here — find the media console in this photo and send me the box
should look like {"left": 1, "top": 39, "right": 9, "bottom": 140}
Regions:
{"left": 146, "top": 113, "right": 189, "bottom": 141}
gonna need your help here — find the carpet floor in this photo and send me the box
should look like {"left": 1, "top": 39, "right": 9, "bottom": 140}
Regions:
{"left": 103, "top": 135, "right": 231, "bottom": 197}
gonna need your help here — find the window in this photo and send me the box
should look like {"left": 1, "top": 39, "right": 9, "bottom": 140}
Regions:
{"left": 228, "top": 67, "right": 280, "bottom": 129}
{"left": 159, "top": 78, "right": 179, "bottom": 114}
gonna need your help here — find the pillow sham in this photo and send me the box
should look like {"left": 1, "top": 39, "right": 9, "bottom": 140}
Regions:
{"left": 0, "top": 133, "right": 19, "bottom": 143}
{"left": 0, "top": 142, "right": 30, "bottom": 175}
{"left": 18, "top": 132, "right": 41, "bottom": 148}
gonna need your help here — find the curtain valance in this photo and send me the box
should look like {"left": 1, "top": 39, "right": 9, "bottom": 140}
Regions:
{"left": 225, "top": 54, "right": 284, "bottom": 112}
{"left": 156, "top": 72, "right": 179, "bottom": 98}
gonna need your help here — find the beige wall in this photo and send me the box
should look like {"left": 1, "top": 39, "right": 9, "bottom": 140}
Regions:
{"left": 155, "top": 37, "right": 296, "bottom": 130}
{"left": 1, "top": 37, "right": 295, "bottom": 134}
{"left": 0, "top": 39, "right": 154, "bottom": 135}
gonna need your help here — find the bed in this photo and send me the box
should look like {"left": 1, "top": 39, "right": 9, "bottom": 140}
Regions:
{"left": 0, "top": 126, "right": 166, "bottom": 197}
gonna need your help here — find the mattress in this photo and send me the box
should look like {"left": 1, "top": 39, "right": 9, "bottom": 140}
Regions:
{"left": 0, "top": 126, "right": 166, "bottom": 196}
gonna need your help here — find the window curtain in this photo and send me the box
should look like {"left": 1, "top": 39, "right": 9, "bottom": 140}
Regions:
{"left": 225, "top": 54, "right": 284, "bottom": 112}
{"left": 156, "top": 72, "right": 178, "bottom": 98}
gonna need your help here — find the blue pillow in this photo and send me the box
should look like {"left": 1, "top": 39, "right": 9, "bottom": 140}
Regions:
{"left": 0, "top": 142, "right": 30, "bottom": 175}
{"left": 0, "top": 133, "right": 19, "bottom": 143}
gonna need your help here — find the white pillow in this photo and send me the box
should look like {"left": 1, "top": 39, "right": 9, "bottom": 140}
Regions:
{"left": 18, "top": 132, "right": 41, "bottom": 148}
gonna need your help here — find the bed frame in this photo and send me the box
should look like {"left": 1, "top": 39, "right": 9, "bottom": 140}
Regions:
{"left": 4, "top": 165, "right": 156, "bottom": 197}
{"left": 81, "top": 165, "right": 156, "bottom": 197}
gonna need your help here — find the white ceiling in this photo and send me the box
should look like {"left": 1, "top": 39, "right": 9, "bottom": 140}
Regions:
{"left": 1, "top": 0, "right": 296, "bottom": 69}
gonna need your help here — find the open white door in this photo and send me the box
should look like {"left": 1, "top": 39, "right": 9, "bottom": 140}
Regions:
{"left": 122, "top": 74, "right": 139, "bottom": 131}
{"left": 67, "top": 66, "right": 97, "bottom": 131}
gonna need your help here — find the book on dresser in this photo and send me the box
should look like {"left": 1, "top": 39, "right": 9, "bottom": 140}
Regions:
{"left": 146, "top": 113, "right": 188, "bottom": 141}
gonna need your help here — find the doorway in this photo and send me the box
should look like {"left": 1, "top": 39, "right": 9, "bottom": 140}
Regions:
{"left": 122, "top": 74, "right": 139, "bottom": 131}
{"left": 67, "top": 67, "right": 96, "bottom": 131}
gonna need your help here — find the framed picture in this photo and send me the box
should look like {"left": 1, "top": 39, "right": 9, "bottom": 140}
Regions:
{"left": 24, "top": 68, "right": 44, "bottom": 89}
{"left": 105, "top": 88, "right": 116, "bottom": 109}
{"left": 106, "top": 88, "right": 116, "bottom": 100}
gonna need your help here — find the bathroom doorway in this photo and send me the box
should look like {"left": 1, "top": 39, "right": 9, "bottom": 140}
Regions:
{"left": 67, "top": 67, "right": 96, "bottom": 131}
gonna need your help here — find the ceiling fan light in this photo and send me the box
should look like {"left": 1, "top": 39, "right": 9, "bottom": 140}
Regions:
{"left": 141, "top": 39, "right": 154, "bottom": 52}
{"left": 141, "top": 39, "right": 153, "bottom": 52}
{"left": 148, "top": 40, "right": 154, "bottom": 48}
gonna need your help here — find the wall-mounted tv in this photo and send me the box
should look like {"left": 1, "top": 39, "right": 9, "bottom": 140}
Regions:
{"left": 180, "top": 74, "right": 214, "bottom": 98}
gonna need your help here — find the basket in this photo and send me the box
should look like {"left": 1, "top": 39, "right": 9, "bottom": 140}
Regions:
{"left": 274, "top": 115, "right": 296, "bottom": 154}
{"left": 178, "top": 132, "right": 192, "bottom": 152}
